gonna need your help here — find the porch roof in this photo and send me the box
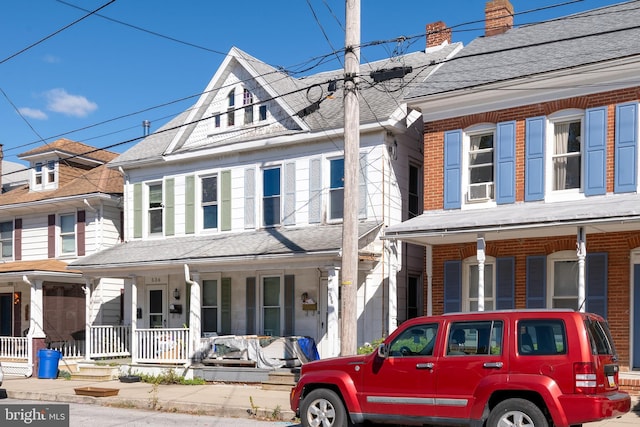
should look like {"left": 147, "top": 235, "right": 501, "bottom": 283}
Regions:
{"left": 383, "top": 193, "right": 640, "bottom": 246}
{"left": 0, "top": 260, "right": 81, "bottom": 275}
{"left": 69, "top": 221, "right": 383, "bottom": 273}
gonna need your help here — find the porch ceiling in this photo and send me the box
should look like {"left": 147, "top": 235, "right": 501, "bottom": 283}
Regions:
{"left": 383, "top": 193, "right": 640, "bottom": 246}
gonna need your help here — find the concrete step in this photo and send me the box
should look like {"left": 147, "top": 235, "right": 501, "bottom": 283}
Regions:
{"left": 65, "top": 364, "right": 120, "bottom": 381}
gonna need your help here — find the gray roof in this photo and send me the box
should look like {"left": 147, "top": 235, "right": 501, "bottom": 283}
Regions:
{"left": 70, "top": 221, "right": 382, "bottom": 271}
{"left": 407, "top": 1, "right": 640, "bottom": 98}
{"left": 111, "top": 43, "right": 461, "bottom": 166}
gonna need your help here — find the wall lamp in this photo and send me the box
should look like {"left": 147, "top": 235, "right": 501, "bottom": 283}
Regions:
{"left": 173, "top": 288, "right": 181, "bottom": 300}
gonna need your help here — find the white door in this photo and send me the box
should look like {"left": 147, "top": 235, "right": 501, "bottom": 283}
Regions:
{"left": 147, "top": 286, "right": 166, "bottom": 328}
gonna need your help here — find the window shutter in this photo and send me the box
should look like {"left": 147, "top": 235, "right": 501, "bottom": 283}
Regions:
{"left": 133, "top": 183, "right": 142, "bottom": 238}
{"left": 443, "top": 260, "right": 461, "bottom": 313}
{"left": 584, "top": 106, "right": 607, "bottom": 196}
{"left": 308, "top": 158, "right": 322, "bottom": 224}
{"left": 221, "top": 170, "right": 231, "bottom": 231}
{"left": 284, "top": 275, "right": 295, "bottom": 335}
{"left": 14, "top": 218, "right": 22, "bottom": 261}
{"left": 185, "top": 175, "right": 195, "bottom": 234}
{"left": 245, "top": 277, "right": 256, "bottom": 334}
{"left": 444, "top": 130, "right": 462, "bottom": 209}
{"left": 525, "top": 117, "right": 546, "bottom": 201}
{"left": 77, "top": 210, "right": 86, "bottom": 256}
{"left": 283, "top": 162, "right": 296, "bottom": 225}
{"left": 221, "top": 277, "right": 232, "bottom": 334}
{"left": 48, "top": 214, "right": 55, "bottom": 258}
{"left": 614, "top": 102, "right": 638, "bottom": 193}
{"left": 496, "top": 121, "right": 516, "bottom": 204}
{"left": 164, "top": 178, "right": 175, "bottom": 236}
{"left": 358, "top": 153, "right": 367, "bottom": 218}
{"left": 526, "top": 255, "right": 546, "bottom": 308}
{"left": 586, "top": 252, "right": 607, "bottom": 318}
{"left": 244, "top": 168, "right": 255, "bottom": 229}
{"left": 496, "top": 257, "right": 514, "bottom": 309}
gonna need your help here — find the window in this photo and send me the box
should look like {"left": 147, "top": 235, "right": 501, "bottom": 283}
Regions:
{"left": 518, "top": 320, "right": 566, "bottom": 355}
{"left": 263, "top": 167, "right": 281, "bottom": 226}
{"left": 389, "top": 323, "right": 438, "bottom": 357}
{"left": 407, "top": 275, "right": 421, "bottom": 319}
{"left": 408, "top": 164, "right": 420, "bottom": 218}
{"left": 548, "top": 251, "right": 579, "bottom": 309}
{"left": 259, "top": 105, "right": 267, "bottom": 121}
{"left": 243, "top": 89, "right": 253, "bottom": 105}
{"left": 214, "top": 113, "right": 221, "bottom": 128}
{"left": 148, "top": 183, "right": 163, "bottom": 234}
{"left": 202, "top": 279, "right": 218, "bottom": 334}
{"left": 329, "top": 158, "right": 344, "bottom": 220}
{"left": 448, "top": 321, "right": 503, "bottom": 356}
{"left": 0, "top": 221, "right": 13, "bottom": 259}
{"left": 552, "top": 120, "right": 581, "bottom": 190}
{"left": 262, "top": 276, "right": 281, "bottom": 336}
{"left": 463, "top": 257, "right": 495, "bottom": 311}
{"left": 35, "top": 162, "right": 43, "bottom": 185}
{"left": 60, "top": 214, "right": 75, "bottom": 254}
{"left": 202, "top": 176, "right": 218, "bottom": 230}
{"left": 467, "top": 131, "right": 495, "bottom": 201}
{"left": 227, "top": 90, "right": 235, "bottom": 127}
{"left": 33, "top": 160, "right": 57, "bottom": 189}
{"left": 244, "top": 106, "right": 253, "bottom": 124}
{"left": 47, "top": 160, "right": 56, "bottom": 184}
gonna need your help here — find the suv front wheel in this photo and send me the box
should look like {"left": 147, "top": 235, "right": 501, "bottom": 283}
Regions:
{"left": 300, "top": 388, "right": 349, "bottom": 427}
{"left": 487, "top": 398, "right": 548, "bottom": 427}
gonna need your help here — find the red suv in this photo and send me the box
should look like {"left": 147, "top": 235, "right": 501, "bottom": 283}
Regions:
{"left": 290, "top": 310, "right": 631, "bottom": 427}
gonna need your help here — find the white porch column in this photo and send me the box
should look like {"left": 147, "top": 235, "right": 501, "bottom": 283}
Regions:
{"left": 186, "top": 265, "right": 201, "bottom": 356}
{"left": 577, "top": 227, "right": 586, "bottom": 312}
{"left": 27, "top": 277, "right": 45, "bottom": 338}
{"left": 129, "top": 276, "right": 137, "bottom": 363}
{"left": 426, "top": 245, "right": 433, "bottom": 316}
{"left": 83, "top": 279, "right": 92, "bottom": 361}
{"left": 387, "top": 241, "right": 398, "bottom": 335}
{"left": 477, "top": 235, "right": 486, "bottom": 312}
{"left": 326, "top": 267, "right": 340, "bottom": 358}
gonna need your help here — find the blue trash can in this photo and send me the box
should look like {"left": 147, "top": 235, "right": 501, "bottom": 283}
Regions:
{"left": 38, "top": 349, "right": 62, "bottom": 379}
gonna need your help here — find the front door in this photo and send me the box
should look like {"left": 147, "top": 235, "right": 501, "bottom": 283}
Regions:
{"left": 147, "top": 286, "right": 166, "bottom": 328}
{"left": 0, "top": 293, "right": 12, "bottom": 336}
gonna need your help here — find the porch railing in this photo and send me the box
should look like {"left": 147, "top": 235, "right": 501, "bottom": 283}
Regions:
{"left": 47, "top": 340, "right": 85, "bottom": 359}
{"left": 134, "top": 328, "right": 190, "bottom": 364}
{"left": 89, "top": 325, "right": 131, "bottom": 358}
{"left": 0, "top": 336, "right": 29, "bottom": 359}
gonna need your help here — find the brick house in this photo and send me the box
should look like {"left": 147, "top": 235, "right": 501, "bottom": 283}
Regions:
{"left": 384, "top": 0, "right": 640, "bottom": 388}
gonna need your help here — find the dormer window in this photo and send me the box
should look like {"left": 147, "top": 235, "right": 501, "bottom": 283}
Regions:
{"left": 227, "top": 90, "right": 235, "bottom": 127}
{"left": 32, "top": 159, "right": 57, "bottom": 191}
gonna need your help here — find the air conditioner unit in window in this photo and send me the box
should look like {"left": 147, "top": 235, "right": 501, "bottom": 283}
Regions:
{"left": 467, "top": 182, "right": 493, "bottom": 202}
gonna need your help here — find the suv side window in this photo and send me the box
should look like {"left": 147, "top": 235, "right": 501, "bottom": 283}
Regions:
{"left": 389, "top": 323, "right": 438, "bottom": 357}
{"left": 585, "top": 318, "right": 616, "bottom": 355}
{"left": 518, "top": 320, "right": 567, "bottom": 355}
{"left": 447, "top": 321, "right": 503, "bottom": 356}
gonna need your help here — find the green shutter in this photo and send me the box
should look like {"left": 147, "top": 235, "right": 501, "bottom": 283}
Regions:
{"left": 221, "top": 278, "right": 232, "bottom": 334}
{"left": 221, "top": 170, "right": 231, "bottom": 231}
{"left": 133, "top": 183, "right": 142, "bottom": 238}
{"left": 165, "top": 178, "right": 175, "bottom": 236}
{"left": 185, "top": 175, "right": 195, "bottom": 234}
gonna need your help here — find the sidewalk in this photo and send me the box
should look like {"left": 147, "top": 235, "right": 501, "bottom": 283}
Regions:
{"left": 1, "top": 376, "right": 296, "bottom": 422}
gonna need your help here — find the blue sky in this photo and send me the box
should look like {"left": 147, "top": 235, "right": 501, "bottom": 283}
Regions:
{"left": 0, "top": 0, "right": 627, "bottom": 164}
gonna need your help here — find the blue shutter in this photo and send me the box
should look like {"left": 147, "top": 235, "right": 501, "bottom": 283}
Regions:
{"left": 526, "top": 256, "right": 546, "bottom": 308}
{"left": 444, "top": 130, "right": 462, "bottom": 209}
{"left": 496, "top": 121, "right": 516, "bottom": 204}
{"left": 584, "top": 107, "right": 607, "bottom": 196}
{"left": 614, "top": 102, "right": 638, "bottom": 193}
{"left": 586, "top": 253, "right": 607, "bottom": 318}
{"left": 496, "top": 257, "right": 515, "bottom": 309}
{"left": 444, "top": 260, "right": 461, "bottom": 313}
{"left": 525, "top": 117, "right": 545, "bottom": 201}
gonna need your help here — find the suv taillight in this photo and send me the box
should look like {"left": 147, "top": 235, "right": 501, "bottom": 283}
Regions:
{"left": 574, "top": 362, "right": 597, "bottom": 394}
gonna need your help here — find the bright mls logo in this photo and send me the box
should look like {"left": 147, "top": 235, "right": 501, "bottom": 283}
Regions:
{"left": 1, "top": 404, "right": 69, "bottom": 426}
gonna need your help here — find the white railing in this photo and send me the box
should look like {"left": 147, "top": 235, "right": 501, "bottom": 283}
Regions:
{"left": 89, "top": 325, "right": 131, "bottom": 358}
{"left": 0, "top": 336, "right": 29, "bottom": 359}
{"left": 48, "top": 340, "right": 85, "bottom": 359}
{"left": 134, "top": 328, "right": 190, "bottom": 364}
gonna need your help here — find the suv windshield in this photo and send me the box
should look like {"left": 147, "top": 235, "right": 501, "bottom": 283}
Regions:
{"left": 585, "top": 318, "right": 617, "bottom": 356}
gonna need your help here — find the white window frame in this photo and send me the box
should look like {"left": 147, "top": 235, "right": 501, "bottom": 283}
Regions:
{"left": 259, "top": 272, "right": 284, "bottom": 337}
{"left": 0, "top": 220, "right": 13, "bottom": 260}
{"left": 462, "top": 256, "right": 496, "bottom": 311}
{"left": 262, "top": 165, "right": 281, "bottom": 227}
{"left": 545, "top": 109, "right": 585, "bottom": 203}
{"left": 547, "top": 250, "right": 579, "bottom": 310}
{"left": 461, "top": 124, "right": 496, "bottom": 209}
{"left": 59, "top": 213, "right": 76, "bottom": 256}
{"left": 147, "top": 182, "right": 163, "bottom": 236}
{"left": 199, "top": 174, "right": 218, "bottom": 232}
{"left": 32, "top": 160, "right": 57, "bottom": 191}
{"left": 201, "top": 273, "right": 222, "bottom": 335}
{"left": 328, "top": 157, "right": 344, "bottom": 221}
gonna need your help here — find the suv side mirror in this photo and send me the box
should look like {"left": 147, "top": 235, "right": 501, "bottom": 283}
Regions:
{"left": 377, "top": 343, "right": 389, "bottom": 359}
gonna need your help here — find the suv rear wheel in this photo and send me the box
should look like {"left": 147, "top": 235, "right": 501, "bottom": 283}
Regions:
{"left": 487, "top": 398, "right": 548, "bottom": 427}
{"left": 300, "top": 388, "right": 349, "bottom": 427}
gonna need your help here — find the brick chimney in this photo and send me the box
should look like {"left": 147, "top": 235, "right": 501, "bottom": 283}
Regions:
{"left": 426, "top": 21, "right": 451, "bottom": 48}
{"left": 485, "top": 0, "right": 513, "bottom": 36}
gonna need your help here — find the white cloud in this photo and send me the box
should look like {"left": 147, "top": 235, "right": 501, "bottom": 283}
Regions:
{"left": 45, "top": 88, "right": 97, "bottom": 117}
{"left": 18, "top": 107, "right": 48, "bottom": 120}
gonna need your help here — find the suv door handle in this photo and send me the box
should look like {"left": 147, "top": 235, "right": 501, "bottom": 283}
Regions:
{"left": 416, "top": 363, "right": 434, "bottom": 370}
{"left": 483, "top": 362, "right": 503, "bottom": 369}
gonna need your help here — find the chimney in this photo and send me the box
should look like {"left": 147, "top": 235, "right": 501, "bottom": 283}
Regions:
{"left": 485, "top": 0, "right": 513, "bottom": 36}
{"left": 426, "top": 21, "right": 451, "bottom": 49}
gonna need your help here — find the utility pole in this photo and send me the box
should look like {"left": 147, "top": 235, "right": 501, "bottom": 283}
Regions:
{"left": 340, "top": 0, "right": 360, "bottom": 356}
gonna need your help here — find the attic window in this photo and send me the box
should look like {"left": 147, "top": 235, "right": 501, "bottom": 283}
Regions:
{"left": 259, "top": 105, "right": 267, "bottom": 121}
{"left": 243, "top": 89, "right": 253, "bottom": 105}
{"left": 47, "top": 160, "right": 56, "bottom": 184}
{"left": 35, "top": 162, "right": 43, "bottom": 185}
